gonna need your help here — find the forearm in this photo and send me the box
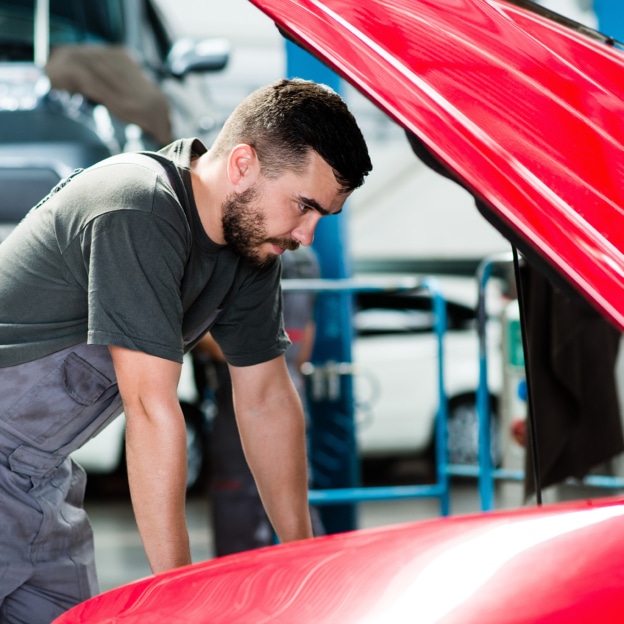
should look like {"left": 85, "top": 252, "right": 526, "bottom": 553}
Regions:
{"left": 125, "top": 401, "right": 192, "bottom": 574}
{"left": 109, "top": 346, "right": 192, "bottom": 574}
{"left": 234, "top": 374, "right": 313, "bottom": 543}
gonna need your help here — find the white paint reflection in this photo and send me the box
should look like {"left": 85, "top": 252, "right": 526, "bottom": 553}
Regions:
{"left": 364, "top": 505, "right": 624, "bottom": 623}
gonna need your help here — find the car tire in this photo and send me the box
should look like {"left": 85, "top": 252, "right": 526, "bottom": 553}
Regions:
{"left": 446, "top": 394, "right": 501, "bottom": 466}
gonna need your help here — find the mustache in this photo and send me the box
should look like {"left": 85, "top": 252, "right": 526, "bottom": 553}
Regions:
{"left": 268, "top": 238, "right": 300, "bottom": 252}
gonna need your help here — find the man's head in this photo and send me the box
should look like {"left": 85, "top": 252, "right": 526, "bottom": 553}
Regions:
{"left": 211, "top": 78, "right": 372, "bottom": 195}
{"left": 208, "top": 79, "right": 371, "bottom": 267}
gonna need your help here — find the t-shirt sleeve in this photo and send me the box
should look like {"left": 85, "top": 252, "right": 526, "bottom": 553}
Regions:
{"left": 210, "top": 258, "right": 291, "bottom": 367}
{"left": 81, "top": 209, "right": 190, "bottom": 362}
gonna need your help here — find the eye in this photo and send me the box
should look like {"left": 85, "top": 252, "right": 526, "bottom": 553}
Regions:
{"left": 298, "top": 202, "right": 312, "bottom": 214}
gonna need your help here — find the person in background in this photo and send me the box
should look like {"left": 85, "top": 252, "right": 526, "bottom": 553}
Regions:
{"left": 194, "top": 246, "right": 323, "bottom": 555}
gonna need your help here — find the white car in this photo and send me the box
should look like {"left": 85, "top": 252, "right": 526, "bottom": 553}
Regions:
{"left": 353, "top": 282, "right": 503, "bottom": 466}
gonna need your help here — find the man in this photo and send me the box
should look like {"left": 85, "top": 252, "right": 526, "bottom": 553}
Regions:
{"left": 0, "top": 78, "right": 371, "bottom": 622}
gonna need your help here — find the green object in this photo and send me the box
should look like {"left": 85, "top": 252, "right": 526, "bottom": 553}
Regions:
{"left": 507, "top": 319, "right": 525, "bottom": 368}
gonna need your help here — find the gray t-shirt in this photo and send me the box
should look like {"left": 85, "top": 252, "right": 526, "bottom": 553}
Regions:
{"left": 0, "top": 138, "right": 289, "bottom": 367}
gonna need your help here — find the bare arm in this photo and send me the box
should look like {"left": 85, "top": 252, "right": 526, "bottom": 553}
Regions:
{"left": 229, "top": 355, "right": 313, "bottom": 544}
{"left": 109, "top": 345, "right": 191, "bottom": 574}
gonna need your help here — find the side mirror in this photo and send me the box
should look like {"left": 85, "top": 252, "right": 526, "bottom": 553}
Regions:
{"left": 166, "top": 38, "right": 230, "bottom": 78}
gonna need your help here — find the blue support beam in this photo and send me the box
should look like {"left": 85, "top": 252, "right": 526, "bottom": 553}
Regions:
{"left": 285, "top": 41, "right": 359, "bottom": 533}
{"left": 594, "top": 0, "right": 624, "bottom": 41}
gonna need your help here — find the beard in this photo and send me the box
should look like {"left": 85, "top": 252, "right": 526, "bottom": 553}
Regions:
{"left": 222, "top": 185, "right": 299, "bottom": 267}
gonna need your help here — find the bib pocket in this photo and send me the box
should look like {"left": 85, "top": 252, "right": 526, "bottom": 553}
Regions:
{"left": 63, "top": 352, "right": 112, "bottom": 406}
{"left": 1, "top": 347, "right": 118, "bottom": 450}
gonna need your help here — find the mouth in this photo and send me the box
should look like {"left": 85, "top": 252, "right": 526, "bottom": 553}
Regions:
{"left": 268, "top": 239, "right": 300, "bottom": 255}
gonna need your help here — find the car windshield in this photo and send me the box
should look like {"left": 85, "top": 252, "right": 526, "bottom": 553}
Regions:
{"left": 355, "top": 308, "right": 435, "bottom": 335}
{"left": 0, "top": 0, "right": 125, "bottom": 61}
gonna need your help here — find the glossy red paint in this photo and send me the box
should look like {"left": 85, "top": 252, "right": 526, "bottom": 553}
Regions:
{"left": 55, "top": 495, "right": 624, "bottom": 623}
{"left": 250, "top": 0, "right": 624, "bottom": 329}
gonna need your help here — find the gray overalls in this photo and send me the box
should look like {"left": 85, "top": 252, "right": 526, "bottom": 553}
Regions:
{"left": 0, "top": 342, "right": 122, "bottom": 623}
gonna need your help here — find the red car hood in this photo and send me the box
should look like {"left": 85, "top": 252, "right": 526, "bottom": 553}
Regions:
{"left": 250, "top": 0, "right": 624, "bottom": 329}
{"left": 55, "top": 496, "right": 624, "bottom": 623}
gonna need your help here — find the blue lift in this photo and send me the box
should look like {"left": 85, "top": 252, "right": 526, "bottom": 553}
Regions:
{"left": 595, "top": 0, "right": 624, "bottom": 42}
{"left": 285, "top": 41, "right": 360, "bottom": 533}
{"left": 281, "top": 276, "right": 451, "bottom": 525}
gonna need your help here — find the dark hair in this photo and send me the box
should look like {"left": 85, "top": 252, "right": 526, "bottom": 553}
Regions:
{"left": 211, "top": 78, "right": 372, "bottom": 193}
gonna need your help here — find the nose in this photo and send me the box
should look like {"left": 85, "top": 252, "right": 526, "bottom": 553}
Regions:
{"left": 292, "top": 214, "right": 321, "bottom": 246}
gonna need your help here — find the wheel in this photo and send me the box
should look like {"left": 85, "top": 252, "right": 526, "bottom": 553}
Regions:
{"left": 181, "top": 402, "right": 209, "bottom": 492}
{"left": 446, "top": 395, "right": 501, "bottom": 466}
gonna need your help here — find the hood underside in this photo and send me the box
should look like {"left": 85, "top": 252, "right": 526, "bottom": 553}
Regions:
{"left": 251, "top": 0, "right": 624, "bottom": 329}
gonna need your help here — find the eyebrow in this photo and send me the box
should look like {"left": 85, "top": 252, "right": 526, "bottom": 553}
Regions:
{"left": 298, "top": 195, "right": 343, "bottom": 216}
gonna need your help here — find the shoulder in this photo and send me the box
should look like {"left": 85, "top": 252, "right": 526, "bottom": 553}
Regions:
{"left": 51, "top": 156, "right": 190, "bottom": 247}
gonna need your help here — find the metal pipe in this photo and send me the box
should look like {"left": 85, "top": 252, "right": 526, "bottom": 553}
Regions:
{"left": 34, "top": 0, "right": 50, "bottom": 68}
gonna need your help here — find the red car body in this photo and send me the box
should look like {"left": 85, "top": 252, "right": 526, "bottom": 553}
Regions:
{"left": 54, "top": 1, "right": 624, "bottom": 622}
{"left": 56, "top": 495, "right": 624, "bottom": 623}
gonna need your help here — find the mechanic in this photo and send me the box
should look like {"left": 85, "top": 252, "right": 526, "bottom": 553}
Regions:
{"left": 0, "top": 78, "right": 372, "bottom": 623}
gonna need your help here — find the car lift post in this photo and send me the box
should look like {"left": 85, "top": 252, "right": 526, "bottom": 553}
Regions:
{"left": 285, "top": 41, "right": 359, "bottom": 533}
{"left": 594, "top": 0, "right": 624, "bottom": 42}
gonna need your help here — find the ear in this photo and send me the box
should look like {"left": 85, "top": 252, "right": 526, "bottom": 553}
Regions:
{"left": 226, "top": 144, "right": 260, "bottom": 189}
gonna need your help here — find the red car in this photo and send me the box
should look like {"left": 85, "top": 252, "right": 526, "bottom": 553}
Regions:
{"left": 54, "top": 0, "right": 624, "bottom": 622}
{"left": 53, "top": 495, "right": 624, "bottom": 623}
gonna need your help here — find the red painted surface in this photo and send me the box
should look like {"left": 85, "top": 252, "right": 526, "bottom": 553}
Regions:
{"left": 250, "top": 0, "right": 624, "bottom": 329}
{"left": 55, "top": 496, "right": 624, "bottom": 622}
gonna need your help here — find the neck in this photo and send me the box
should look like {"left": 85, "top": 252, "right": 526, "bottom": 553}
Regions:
{"left": 190, "top": 153, "right": 226, "bottom": 244}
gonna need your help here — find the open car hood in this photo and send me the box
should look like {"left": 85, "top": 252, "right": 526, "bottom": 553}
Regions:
{"left": 250, "top": 0, "right": 624, "bottom": 329}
